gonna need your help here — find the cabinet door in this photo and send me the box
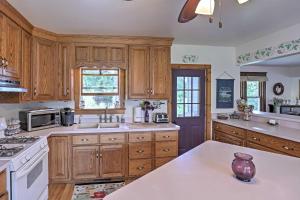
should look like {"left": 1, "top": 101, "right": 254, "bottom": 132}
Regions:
{"left": 32, "top": 37, "right": 57, "bottom": 101}
{"left": 100, "top": 145, "right": 126, "bottom": 178}
{"left": 128, "top": 46, "right": 150, "bottom": 99}
{"left": 0, "top": 14, "right": 4, "bottom": 75}
{"left": 214, "top": 131, "right": 244, "bottom": 146}
{"left": 149, "top": 46, "right": 170, "bottom": 99}
{"left": 21, "top": 30, "right": 32, "bottom": 102}
{"left": 92, "top": 46, "right": 108, "bottom": 63}
{"left": 109, "top": 45, "right": 127, "bottom": 65}
{"left": 48, "top": 136, "right": 71, "bottom": 182}
{"left": 72, "top": 146, "right": 98, "bottom": 180}
{"left": 75, "top": 46, "right": 90, "bottom": 65}
{"left": 58, "top": 44, "right": 72, "bottom": 100}
{"left": 2, "top": 16, "right": 21, "bottom": 79}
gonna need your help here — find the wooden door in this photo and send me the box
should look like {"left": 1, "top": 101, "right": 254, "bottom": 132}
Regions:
{"left": 109, "top": 45, "right": 127, "bottom": 65}
{"left": 0, "top": 14, "right": 4, "bottom": 75}
{"left": 128, "top": 46, "right": 150, "bottom": 99}
{"left": 21, "top": 30, "right": 32, "bottom": 101}
{"left": 100, "top": 144, "right": 126, "bottom": 178}
{"left": 32, "top": 37, "right": 57, "bottom": 101}
{"left": 58, "top": 43, "right": 72, "bottom": 100}
{"left": 2, "top": 16, "right": 21, "bottom": 79}
{"left": 149, "top": 46, "right": 170, "bottom": 99}
{"left": 75, "top": 46, "right": 90, "bottom": 65}
{"left": 92, "top": 46, "right": 108, "bottom": 63}
{"left": 172, "top": 69, "right": 206, "bottom": 155}
{"left": 72, "top": 146, "right": 98, "bottom": 180}
{"left": 48, "top": 136, "right": 71, "bottom": 182}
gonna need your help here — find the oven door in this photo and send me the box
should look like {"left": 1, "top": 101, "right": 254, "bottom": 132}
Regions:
{"left": 11, "top": 148, "right": 49, "bottom": 200}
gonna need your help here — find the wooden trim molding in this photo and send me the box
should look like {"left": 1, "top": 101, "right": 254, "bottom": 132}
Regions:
{"left": 170, "top": 64, "right": 212, "bottom": 141}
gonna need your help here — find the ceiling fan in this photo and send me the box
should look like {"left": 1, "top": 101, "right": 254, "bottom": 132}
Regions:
{"left": 178, "top": 0, "right": 249, "bottom": 23}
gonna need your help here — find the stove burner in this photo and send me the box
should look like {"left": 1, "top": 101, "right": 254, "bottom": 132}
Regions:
{"left": 0, "top": 136, "right": 39, "bottom": 144}
{"left": 0, "top": 145, "right": 24, "bottom": 157}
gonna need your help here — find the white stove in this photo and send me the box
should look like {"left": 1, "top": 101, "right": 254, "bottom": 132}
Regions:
{"left": 0, "top": 136, "right": 49, "bottom": 200}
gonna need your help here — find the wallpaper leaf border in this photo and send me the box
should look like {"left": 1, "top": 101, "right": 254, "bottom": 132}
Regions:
{"left": 237, "top": 38, "right": 300, "bottom": 66}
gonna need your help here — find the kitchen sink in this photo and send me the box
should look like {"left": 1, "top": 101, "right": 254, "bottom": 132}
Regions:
{"left": 77, "top": 123, "right": 120, "bottom": 129}
{"left": 99, "top": 123, "right": 120, "bottom": 128}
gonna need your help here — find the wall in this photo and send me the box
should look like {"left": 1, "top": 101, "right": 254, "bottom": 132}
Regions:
{"left": 240, "top": 66, "right": 300, "bottom": 108}
{"left": 237, "top": 23, "right": 300, "bottom": 56}
{"left": 171, "top": 44, "right": 238, "bottom": 114}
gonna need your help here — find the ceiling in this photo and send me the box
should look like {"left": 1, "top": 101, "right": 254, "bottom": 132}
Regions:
{"left": 7, "top": 0, "right": 300, "bottom": 46}
{"left": 251, "top": 53, "right": 300, "bottom": 67}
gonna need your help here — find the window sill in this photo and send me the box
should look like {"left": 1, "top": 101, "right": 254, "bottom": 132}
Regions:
{"left": 75, "top": 108, "right": 126, "bottom": 115}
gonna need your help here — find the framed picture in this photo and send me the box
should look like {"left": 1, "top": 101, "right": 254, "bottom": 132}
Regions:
{"left": 216, "top": 79, "right": 235, "bottom": 108}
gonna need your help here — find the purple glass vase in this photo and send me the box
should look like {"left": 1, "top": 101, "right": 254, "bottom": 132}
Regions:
{"left": 232, "top": 152, "right": 256, "bottom": 182}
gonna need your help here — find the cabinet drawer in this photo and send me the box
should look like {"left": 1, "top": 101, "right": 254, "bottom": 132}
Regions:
{"left": 155, "top": 141, "right": 178, "bottom": 158}
{"left": 129, "top": 159, "right": 152, "bottom": 177}
{"left": 214, "top": 131, "right": 244, "bottom": 146}
{"left": 214, "top": 122, "right": 246, "bottom": 139}
{"left": 246, "top": 142, "right": 283, "bottom": 155}
{"left": 72, "top": 135, "right": 98, "bottom": 145}
{"left": 129, "top": 142, "right": 152, "bottom": 159}
{"left": 129, "top": 132, "right": 152, "bottom": 143}
{"left": 0, "top": 171, "right": 6, "bottom": 197}
{"left": 155, "top": 157, "right": 175, "bottom": 168}
{"left": 247, "top": 131, "right": 300, "bottom": 157}
{"left": 155, "top": 131, "right": 178, "bottom": 141}
{"left": 0, "top": 193, "right": 8, "bottom": 200}
{"left": 100, "top": 134, "right": 125, "bottom": 144}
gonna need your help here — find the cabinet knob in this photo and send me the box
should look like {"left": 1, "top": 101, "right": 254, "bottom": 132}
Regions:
{"left": 163, "top": 135, "right": 171, "bottom": 139}
{"left": 163, "top": 148, "right": 170, "bottom": 152}
{"left": 137, "top": 166, "right": 144, "bottom": 170}
{"left": 150, "top": 89, "right": 154, "bottom": 95}
{"left": 282, "top": 146, "right": 294, "bottom": 151}
{"left": 66, "top": 88, "right": 70, "bottom": 96}
{"left": 136, "top": 150, "right": 144, "bottom": 153}
{"left": 33, "top": 88, "right": 37, "bottom": 96}
{"left": 109, "top": 138, "right": 117, "bottom": 141}
{"left": 252, "top": 137, "right": 260, "bottom": 141}
{"left": 136, "top": 136, "right": 145, "bottom": 140}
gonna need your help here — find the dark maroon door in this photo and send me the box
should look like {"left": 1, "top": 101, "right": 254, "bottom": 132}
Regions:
{"left": 172, "top": 69, "right": 206, "bottom": 155}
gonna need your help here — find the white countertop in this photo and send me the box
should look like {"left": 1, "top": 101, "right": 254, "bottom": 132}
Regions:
{"left": 0, "top": 160, "right": 8, "bottom": 172}
{"left": 213, "top": 118, "right": 300, "bottom": 143}
{"left": 18, "top": 123, "right": 180, "bottom": 138}
{"left": 104, "top": 141, "right": 300, "bottom": 200}
{"left": 252, "top": 111, "right": 300, "bottom": 123}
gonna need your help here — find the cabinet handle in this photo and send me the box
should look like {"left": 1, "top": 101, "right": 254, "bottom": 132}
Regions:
{"left": 150, "top": 89, "right": 154, "bottom": 95}
{"left": 136, "top": 136, "right": 145, "bottom": 140}
{"left": 163, "top": 135, "right": 171, "bottom": 139}
{"left": 232, "top": 131, "right": 237, "bottom": 134}
{"left": 137, "top": 166, "right": 144, "bottom": 170}
{"left": 33, "top": 88, "right": 37, "bottom": 96}
{"left": 163, "top": 148, "right": 170, "bottom": 152}
{"left": 0, "top": 57, "right": 3, "bottom": 67}
{"left": 252, "top": 137, "right": 260, "bottom": 141}
{"left": 136, "top": 150, "right": 144, "bottom": 153}
{"left": 66, "top": 88, "right": 70, "bottom": 96}
{"left": 109, "top": 138, "right": 117, "bottom": 141}
{"left": 282, "top": 146, "right": 294, "bottom": 151}
{"left": 81, "top": 138, "right": 89, "bottom": 142}
{"left": 96, "top": 151, "right": 99, "bottom": 159}
{"left": 147, "top": 89, "right": 150, "bottom": 94}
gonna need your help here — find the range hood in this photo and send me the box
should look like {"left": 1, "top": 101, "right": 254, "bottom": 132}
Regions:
{"left": 0, "top": 79, "right": 28, "bottom": 93}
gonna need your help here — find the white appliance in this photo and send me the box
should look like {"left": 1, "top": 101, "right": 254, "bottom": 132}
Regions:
{"left": 133, "top": 107, "right": 143, "bottom": 123}
{"left": 0, "top": 136, "right": 49, "bottom": 200}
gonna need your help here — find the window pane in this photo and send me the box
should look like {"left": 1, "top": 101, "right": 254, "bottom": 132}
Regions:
{"left": 177, "top": 77, "right": 184, "bottom": 90}
{"left": 185, "top": 91, "right": 192, "bottom": 103}
{"left": 81, "top": 96, "right": 120, "bottom": 109}
{"left": 192, "top": 90, "right": 199, "bottom": 104}
{"left": 192, "top": 77, "right": 199, "bottom": 90}
{"left": 185, "top": 77, "right": 192, "bottom": 89}
{"left": 192, "top": 104, "right": 200, "bottom": 117}
{"left": 185, "top": 104, "right": 192, "bottom": 117}
{"left": 101, "top": 70, "right": 118, "bottom": 75}
{"left": 247, "top": 98, "right": 260, "bottom": 112}
{"left": 82, "top": 69, "right": 118, "bottom": 75}
{"left": 177, "top": 104, "right": 184, "bottom": 117}
{"left": 82, "top": 69, "right": 101, "bottom": 75}
{"left": 82, "top": 75, "right": 118, "bottom": 93}
{"left": 177, "top": 91, "right": 184, "bottom": 103}
{"left": 247, "top": 81, "right": 259, "bottom": 97}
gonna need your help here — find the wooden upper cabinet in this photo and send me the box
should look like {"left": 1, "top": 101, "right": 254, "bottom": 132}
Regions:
{"left": 109, "top": 45, "right": 128, "bottom": 68}
{"left": 92, "top": 46, "right": 107, "bottom": 63}
{"left": 1, "top": 16, "right": 21, "bottom": 79}
{"left": 75, "top": 46, "right": 90, "bottom": 66}
{"left": 21, "top": 30, "right": 32, "bottom": 102}
{"left": 0, "top": 14, "right": 4, "bottom": 75}
{"left": 72, "top": 146, "right": 99, "bottom": 180}
{"left": 149, "top": 46, "right": 170, "bottom": 99}
{"left": 128, "top": 46, "right": 150, "bottom": 99}
{"left": 100, "top": 144, "right": 126, "bottom": 178}
{"left": 58, "top": 43, "right": 73, "bottom": 100}
{"left": 48, "top": 136, "right": 71, "bottom": 182}
{"left": 32, "top": 37, "right": 58, "bottom": 101}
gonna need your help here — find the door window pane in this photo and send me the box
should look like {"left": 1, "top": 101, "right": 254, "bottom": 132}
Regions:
{"left": 192, "top": 77, "right": 200, "bottom": 90}
{"left": 177, "top": 91, "right": 184, "bottom": 103}
{"left": 177, "top": 77, "right": 184, "bottom": 90}
{"left": 177, "top": 104, "right": 184, "bottom": 117}
{"left": 185, "top": 77, "right": 192, "bottom": 89}
{"left": 247, "top": 97, "right": 260, "bottom": 111}
{"left": 185, "top": 91, "right": 192, "bottom": 103}
{"left": 192, "top": 90, "right": 199, "bottom": 104}
{"left": 192, "top": 104, "right": 200, "bottom": 117}
{"left": 185, "top": 104, "right": 192, "bottom": 117}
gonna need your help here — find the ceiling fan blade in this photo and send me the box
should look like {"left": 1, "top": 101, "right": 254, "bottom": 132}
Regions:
{"left": 178, "top": 0, "right": 200, "bottom": 23}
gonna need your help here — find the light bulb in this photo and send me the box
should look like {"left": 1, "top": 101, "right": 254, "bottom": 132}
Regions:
{"left": 237, "top": 0, "right": 249, "bottom": 4}
{"left": 195, "top": 0, "right": 215, "bottom": 15}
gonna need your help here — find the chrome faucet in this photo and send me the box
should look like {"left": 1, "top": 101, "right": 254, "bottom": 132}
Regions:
{"left": 104, "top": 107, "right": 108, "bottom": 123}
{"left": 78, "top": 115, "right": 82, "bottom": 124}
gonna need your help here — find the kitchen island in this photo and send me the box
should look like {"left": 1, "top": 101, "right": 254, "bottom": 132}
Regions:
{"left": 104, "top": 141, "right": 300, "bottom": 200}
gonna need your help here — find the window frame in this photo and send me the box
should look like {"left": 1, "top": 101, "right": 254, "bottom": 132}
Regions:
{"left": 74, "top": 67, "right": 126, "bottom": 114}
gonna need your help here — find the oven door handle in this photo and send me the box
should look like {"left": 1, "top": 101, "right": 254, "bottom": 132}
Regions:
{"left": 15, "top": 147, "right": 49, "bottom": 179}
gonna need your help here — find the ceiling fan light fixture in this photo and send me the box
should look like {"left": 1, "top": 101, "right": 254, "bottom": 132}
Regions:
{"left": 237, "top": 0, "right": 249, "bottom": 4}
{"left": 195, "top": 0, "right": 215, "bottom": 15}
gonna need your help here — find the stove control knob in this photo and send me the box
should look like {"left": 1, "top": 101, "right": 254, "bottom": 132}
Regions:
{"left": 21, "top": 158, "right": 27, "bottom": 164}
{"left": 25, "top": 155, "right": 31, "bottom": 161}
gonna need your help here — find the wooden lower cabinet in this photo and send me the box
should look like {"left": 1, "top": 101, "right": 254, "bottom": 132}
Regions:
{"left": 0, "top": 193, "right": 8, "bottom": 200}
{"left": 155, "top": 157, "right": 175, "bottom": 168}
{"left": 213, "top": 121, "right": 300, "bottom": 158}
{"left": 0, "top": 170, "right": 6, "bottom": 197}
{"left": 72, "top": 146, "right": 99, "bottom": 180}
{"left": 129, "top": 159, "right": 152, "bottom": 177}
{"left": 100, "top": 145, "right": 126, "bottom": 178}
{"left": 48, "top": 136, "right": 71, "bottom": 182}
